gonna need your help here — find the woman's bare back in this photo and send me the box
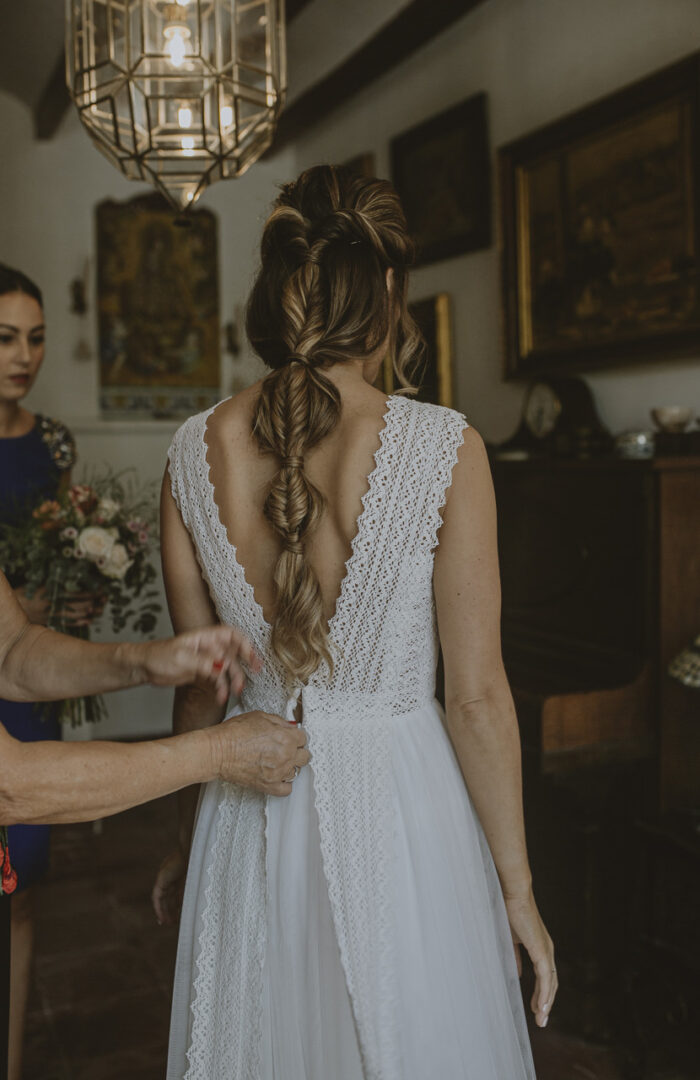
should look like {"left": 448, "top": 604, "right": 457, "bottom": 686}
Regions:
{"left": 203, "top": 374, "right": 392, "bottom": 631}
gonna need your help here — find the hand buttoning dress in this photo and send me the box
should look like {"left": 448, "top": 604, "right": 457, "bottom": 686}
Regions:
{"left": 0, "top": 415, "right": 75, "bottom": 892}
{"left": 166, "top": 395, "right": 537, "bottom": 1080}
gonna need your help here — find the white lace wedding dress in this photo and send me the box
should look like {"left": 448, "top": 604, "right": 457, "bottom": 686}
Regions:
{"left": 165, "top": 394, "right": 537, "bottom": 1080}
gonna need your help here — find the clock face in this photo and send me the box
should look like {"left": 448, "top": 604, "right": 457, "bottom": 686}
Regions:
{"left": 524, "top": 382, "right": 562, "bottom": 438}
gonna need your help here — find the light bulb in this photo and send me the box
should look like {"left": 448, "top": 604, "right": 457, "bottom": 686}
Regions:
{"left": 176, "top": 0, "right": 191, "bottom": 6}
{"left": 163, "top": 24, "right": 190, "bottom": 68}
{"left": 178, "top": 106, "right": 192, "bottom": 128}
{"left": 220, "top": 105, "right": 233, "bottom": 130}
{"left": 181, "top": 135, "right": 195, "bottom": 156}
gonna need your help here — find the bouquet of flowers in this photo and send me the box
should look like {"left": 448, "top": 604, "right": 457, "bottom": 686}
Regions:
{"left": 0, "top": 469, "right": 162, "bottom": 727}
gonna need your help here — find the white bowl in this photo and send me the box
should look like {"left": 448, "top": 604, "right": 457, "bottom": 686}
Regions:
{"left": 651, "top": 406, "right": 694, "bottom": 433}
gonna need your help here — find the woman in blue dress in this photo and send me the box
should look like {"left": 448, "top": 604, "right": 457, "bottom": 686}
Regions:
{"left": 0, "top": 264, "right": 97, "bottom": 1080}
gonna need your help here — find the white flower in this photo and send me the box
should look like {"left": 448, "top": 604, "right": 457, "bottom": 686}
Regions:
{"left": 97, "top": 497, "right": 120, "bottom": 522}
{"left": 101, "top": 542, "right": 133, "bottom": 580}
{"left": 77, "top": 526, "right": 116, "bottom": 562}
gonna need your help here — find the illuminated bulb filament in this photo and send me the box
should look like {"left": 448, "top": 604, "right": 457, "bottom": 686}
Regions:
{"left": 220, "top": 105, "right": 233, "bottom": 129}
{"left": 163, "top": 25, "right": 190, "bottom": 68}
{"left": 178, "top": 106, "right": 193, "bottom": 128}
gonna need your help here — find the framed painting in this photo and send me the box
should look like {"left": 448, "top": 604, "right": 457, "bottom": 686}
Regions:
{"left": 499, "top": 53, "right": 700, "bottom": 378}
{"left": 391, "top": 93, "right": 491, "bottom": 265}
{"left": 96, "top": 193, "right": 220, "bottom": 418}
{"left": 379, "top": 293, "right": 454, "bottom": 407}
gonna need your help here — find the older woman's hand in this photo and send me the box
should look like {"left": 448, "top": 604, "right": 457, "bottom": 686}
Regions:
{"left": 14, "top": 585, "right": 51, "bottom": 624}
{"left": 138, "top": 624, "right": 264, "bottom": 704}
{"left": 214, "top": 709, "right": 310, "bottom": 795}
{"left": 152, "top": 710, "right": 310, "bottom": 925}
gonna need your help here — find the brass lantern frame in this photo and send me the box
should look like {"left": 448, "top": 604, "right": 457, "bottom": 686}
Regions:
{"left": 66, "top": 0, "right": 286, "bottom": 211}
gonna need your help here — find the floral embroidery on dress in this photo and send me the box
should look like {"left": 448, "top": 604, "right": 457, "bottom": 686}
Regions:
{"left": 36, "top": 415, "right": 76, "bottom": 471}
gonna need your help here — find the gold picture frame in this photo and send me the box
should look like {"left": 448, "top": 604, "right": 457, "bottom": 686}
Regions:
{"left": 499, "top": 53, "right": 700, "bottom": 377}
{"left": 96, "top": 192, "right": 220, "bottom": 418}
{"left": 380, "top": 293, "right": 454, "bottom": 407}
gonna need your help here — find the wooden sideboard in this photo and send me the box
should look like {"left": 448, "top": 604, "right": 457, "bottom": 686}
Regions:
{"left": 493, "top": 455, "right": 700, "bottom": 812}
{"left": 492, "top": 455, "right": 700, "bottom": 1056}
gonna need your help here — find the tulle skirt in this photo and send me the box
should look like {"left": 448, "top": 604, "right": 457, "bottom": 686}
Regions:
{"left": 168, "top": 702, "right": 536, "bottom": 1079}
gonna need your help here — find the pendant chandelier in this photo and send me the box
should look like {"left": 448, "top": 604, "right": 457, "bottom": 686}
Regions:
{"left": 66, "top": 0, "right": 287, "bottom": 211}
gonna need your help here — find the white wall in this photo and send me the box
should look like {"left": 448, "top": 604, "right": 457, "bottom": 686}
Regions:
{"left": 0, "top": 91, "right": 293, "bottom": 736}
{"left": 290, "top": 0, "right": 700, "bottom": 440}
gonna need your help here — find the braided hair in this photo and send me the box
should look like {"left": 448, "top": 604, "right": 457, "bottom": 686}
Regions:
{"left": 246, "top": 164, "right": 422, "bottom": 685}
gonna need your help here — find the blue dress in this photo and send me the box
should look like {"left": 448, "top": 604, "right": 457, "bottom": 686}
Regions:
{"left": 0, "top": 415, "right": 75, "bottom": 893}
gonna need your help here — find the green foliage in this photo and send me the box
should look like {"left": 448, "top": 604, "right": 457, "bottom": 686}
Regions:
{"left": 0, "top": 467, "right": 163, "bottom": 727}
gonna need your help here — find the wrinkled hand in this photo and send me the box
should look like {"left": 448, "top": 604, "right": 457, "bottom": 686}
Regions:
{"left": 152, "top": 711, "right": 310, "bottom": 926}
{"left": 152, "top": 848, "right": 187, "bottom": 926}
{"left": 141, "top": 626, "right": 263, "bottom": 705}
{"left": 14, "top": 585, "right": 51, "bottom": 625}
{"left": 213, "top": 710, "right": 310, "bottom": 796}
{"left": 57, "top": 591, "right": 104, "bottom": 628}
{"left": 505, "top": 889, "right": 557, "bottom": 1028}
{"left": 15, "top": 586, "right": 105, "bottom": 628}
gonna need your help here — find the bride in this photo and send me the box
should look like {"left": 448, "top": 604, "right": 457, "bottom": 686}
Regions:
{"left": 154, "top": 164, "right": 555, "bottom": 1079}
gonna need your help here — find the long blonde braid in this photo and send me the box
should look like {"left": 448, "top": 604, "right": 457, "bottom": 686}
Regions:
{"left": 247, "top": 165, "right": 421, "bottom": 685}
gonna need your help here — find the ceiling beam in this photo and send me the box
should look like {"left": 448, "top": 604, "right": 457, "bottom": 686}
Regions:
{"left": 270, "top": 0, "right": 488, "bottom": 154}
{"left": 34, "top": 53, "right": 71, "bottom": 141}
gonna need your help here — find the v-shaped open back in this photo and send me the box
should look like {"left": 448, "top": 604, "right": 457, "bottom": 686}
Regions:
{"left": 199, "top": 393, "right": 397, "bottom": 655}
{"left": 167, "top": 393, "right": 467, "bottom": 700}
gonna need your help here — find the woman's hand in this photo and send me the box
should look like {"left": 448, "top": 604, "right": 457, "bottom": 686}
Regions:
{"left": 152, "top": 848, "right": 187, "bottom": 926}
{"left": 14, "top": 585, "right": 51, "bottom": 624}
{"left": 139, "top": 625, "right": 263, "bottom": 704}
{"left": 504, "top": 888, "right": 557, "bottom": 1028}
{"left": 15, "top": 586, "right": 105, "bottom": 628}
{"left": 56, "top": 591, "right": 103, "bottom": 628}
{"left": 152, "top": 711, "right": 310, "bottom": 925}
{"left": 212, "top": 710, "right": 310, "bottom": 795}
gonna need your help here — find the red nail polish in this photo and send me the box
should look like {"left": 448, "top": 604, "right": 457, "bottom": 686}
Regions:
{"left": 212, "top": 660, "right": 224, "bottom": 671}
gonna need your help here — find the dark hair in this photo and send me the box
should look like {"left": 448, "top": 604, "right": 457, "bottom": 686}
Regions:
{"left": 246, "top": 164, "right": 423, "bottom": 684}
{"left": 0, "top": 264, "right": 43, "bottom": 309}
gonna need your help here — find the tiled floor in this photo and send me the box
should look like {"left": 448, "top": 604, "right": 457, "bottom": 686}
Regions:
{"left": 23, "top": 796, "right": 627, "bottom": 1080}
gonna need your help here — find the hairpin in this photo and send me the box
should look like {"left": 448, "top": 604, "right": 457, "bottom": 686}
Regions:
{"left": 349, "top": 240, "right": 361, "bottom": 246}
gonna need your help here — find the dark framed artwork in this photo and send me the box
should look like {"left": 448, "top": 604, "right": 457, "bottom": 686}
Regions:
{"left": 499, "top": 53, "right": 700, "bottom": 378}
{"left": 96, "top": 193, "right": 220, "bottom": 418}
{"left": 379, "top": 293, "right": 454, "bottom": 407}
{"left": 391, "top": 93, "right": 491, "bottom": 265}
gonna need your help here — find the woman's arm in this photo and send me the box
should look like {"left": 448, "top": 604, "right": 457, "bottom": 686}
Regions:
{"left": 433, "top": 427, "right": 556, "bottom": 1028}
{"left": 0, "top": 707, "right": 304, "bottom": 825}
{"left": 151, "top": 468, "right": 248, "bottom": 923}
{"left": 160, "top": 466, "right": 230, "bottom": 739}
{"left": 0, "top": 569, "right": 253, "bottom": 705}
{"left": 0, "top": 721, "right": 218, "bottom": 824}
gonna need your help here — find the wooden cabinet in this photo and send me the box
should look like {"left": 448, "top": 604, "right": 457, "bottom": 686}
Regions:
{"left": 492, "top": 456, "right": 700, "bottom": 1050}
{"left": 493, "top": 456, "right": 700, "bottom": 812}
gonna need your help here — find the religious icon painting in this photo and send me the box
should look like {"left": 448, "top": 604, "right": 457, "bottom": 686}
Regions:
{"left": 96, "top": 193, "right": 220, "bottom": 418}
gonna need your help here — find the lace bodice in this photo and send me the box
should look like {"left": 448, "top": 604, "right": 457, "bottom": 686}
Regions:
{"left": 166, "top": 394, "right": 468, "bottom": 1080}
{"left": 168, "top": 394, "right": 467, "bottom": 718}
